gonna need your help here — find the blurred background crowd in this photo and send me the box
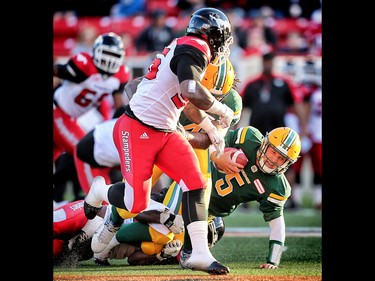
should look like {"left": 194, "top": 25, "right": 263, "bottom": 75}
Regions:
{"left": 53, "top": 0, "right": 322, "bottom": 211}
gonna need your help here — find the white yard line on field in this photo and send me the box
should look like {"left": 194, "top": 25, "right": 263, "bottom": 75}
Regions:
{"left": 225, "top": 227, "right": 322, "bottom": 237}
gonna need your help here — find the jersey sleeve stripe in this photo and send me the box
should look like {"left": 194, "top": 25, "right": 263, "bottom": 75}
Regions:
{"left": 235, "top": 127, "right": 249, "bottom": 144}
{"left": 269, "top": 193, "right": 287, "bottom": 201}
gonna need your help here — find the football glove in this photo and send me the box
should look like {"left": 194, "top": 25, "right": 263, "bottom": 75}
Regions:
{"left": 160, "top": 209, "right": 184, "bottom": 234}
{"left": 156, "top": 239, "right": 183, "bottom": 260}
{"left": 198, "top": 115, "right": 225, "bottom": 156}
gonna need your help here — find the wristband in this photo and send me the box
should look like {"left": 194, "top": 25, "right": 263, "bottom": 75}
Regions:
{"left": 266, "top": 240, "right": 283, "bottom": 266}
{"left": 198, "top": 115, "right": 215, "bottom": 132}
{"left": 164, "top": 214, "right": 175, "bottom": 228}
{"left": 206, "top": 99, "right": 227, "bottom": 116}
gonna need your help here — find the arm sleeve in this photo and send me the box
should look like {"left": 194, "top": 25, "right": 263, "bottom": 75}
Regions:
{"left": 170, "top": 45, "right": 208, "bottom": 83}
{"left": 268, "top": 216, "right": 285, "bottom": 243}
{"left": 54, "top": 60, "right": 89, "bottom": 83}
{"left": 266, "top": 216, "right": 285, "bottom": 266}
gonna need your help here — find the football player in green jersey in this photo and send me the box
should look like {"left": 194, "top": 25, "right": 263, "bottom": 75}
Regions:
{"left": 180, "top": 126, "right": 301, "bottom": 270}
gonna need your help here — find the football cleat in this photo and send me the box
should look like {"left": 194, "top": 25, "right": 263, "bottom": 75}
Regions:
{"left": 91, "top": 217, "right": 120, "bottom": 253}
{"left": 92, "top": 236, "right": 118, "bottom": 263}
{"left": 179, "top": 249, "right": 192, "bottom": 270}
{"left": 93, "top": 257, "right": 111, "bottom": 266}
{"left": 180, "top": 249, "right": 230, "bottom": 275}
{"left": 84, "top": 176, "right": 107, "bottom": 219}
{"left": 204, "top": 261, "right": 230, "bottom": 275}
{"left": 68, "top": 230, "right": 89, "bottom": 250}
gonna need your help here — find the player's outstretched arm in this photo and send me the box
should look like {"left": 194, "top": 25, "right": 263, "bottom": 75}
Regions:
{"left": 260, "top": 216, "right": 286, "bottom": 269}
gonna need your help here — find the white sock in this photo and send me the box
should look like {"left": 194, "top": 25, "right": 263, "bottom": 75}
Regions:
{"left": 93, "top": 181, "right": 110, "bottom": 203}
{"left": 82, "top": 216, "right": 104, "bottom": 237}
{"left": 186, "top": 220, "right": 215, "bottom": 266}
{"left": 98, "top": 185, "right": 110, "bottom": 203}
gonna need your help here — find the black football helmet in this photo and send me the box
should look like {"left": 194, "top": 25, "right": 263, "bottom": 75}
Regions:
{"left": 207, "top": 216, "right": 225, "bottom": 248}
{"left": 92, "top": 32, "right": 125, "bottom": 74}
{"left": 186, "top": 7, "right": 233, "bottom": 66}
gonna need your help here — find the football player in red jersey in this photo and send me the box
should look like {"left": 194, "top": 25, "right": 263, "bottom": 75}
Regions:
{"left": 53, "top": 32, "right": 132, "bottom": 192}
{"left": 53, "top": 191, "right": 224, "bottom": 267}
{"left": 84, "top": 8, "right": 234, "bottom": 275}
{"left": 53, "top": 199, "right": 180, "bottom": 266}
{"left": 53, "top": 200, "right": 101, "bottom": 259}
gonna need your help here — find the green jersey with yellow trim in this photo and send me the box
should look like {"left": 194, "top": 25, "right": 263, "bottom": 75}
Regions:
{"left": 179, "top": 88, "right": 243, "bottom": 132}
{"left": 209, "top": 126, "right": 291, "bottom": 222}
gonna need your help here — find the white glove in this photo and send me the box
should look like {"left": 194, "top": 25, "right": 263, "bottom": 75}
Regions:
{"left": 218, "top": 104, "right": 234, "bottom": 128}
{"left": 207, "top": 127, "right": 225, "bottom": 157}
{"left": 206, "top": 100, "right": 234, "bottom": 129}
{"left": 160, "top": 209, "right": 184, "bottom": 234}
{"left": 156, "top": 239, "right": 183, "bottom": 260}
{"left": 198, "top": 115, "right": 225, "bottom": 156}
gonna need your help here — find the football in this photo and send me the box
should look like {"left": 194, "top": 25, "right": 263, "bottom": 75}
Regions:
{"left": 215, "top": 147, "right": 249, "bottom": 173}
{"left": 225, "top": 147, "right": 249, "bottom": 167}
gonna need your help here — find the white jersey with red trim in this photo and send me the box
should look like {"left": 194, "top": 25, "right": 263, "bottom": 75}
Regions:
{"left": 129, "top": 36, "right": 211, "bottom": 131}
{"left": 54, "top": 52, "right": 131, "bottom": 119}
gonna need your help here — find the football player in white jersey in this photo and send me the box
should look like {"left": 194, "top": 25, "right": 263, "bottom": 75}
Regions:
{"left": 74, "top": 58, "right": 237, "bottom": 195}
{"left": 83, "top": 8, "right": 234, "bottom": 275}
{"left": 53, "top": 32, "right": 131, "bottom": 164}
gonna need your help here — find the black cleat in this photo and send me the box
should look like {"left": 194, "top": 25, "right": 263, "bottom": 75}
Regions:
{"left": 94, "top": 257, "right": 111, "bottom": 266}
{"left": 83, "top": 201, "right": 101, "bottom": 220}
{"left": 180, "top": 250, "right": 230, "bottom": 275}
{"left": 206, "top": 261, "right": 230, "bottom": 275}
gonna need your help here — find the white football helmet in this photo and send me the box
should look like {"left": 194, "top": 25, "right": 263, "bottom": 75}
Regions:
{"left": 93, "top": 32, "right": 125, "bottom": 74}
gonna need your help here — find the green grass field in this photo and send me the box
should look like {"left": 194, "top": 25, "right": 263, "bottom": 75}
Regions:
{"left": 54, "top": 207, "right": 322, "bottom": 280}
